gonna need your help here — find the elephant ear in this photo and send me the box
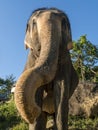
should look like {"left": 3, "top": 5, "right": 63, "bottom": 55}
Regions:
{"left": 24, "top": 20, "right": 40, "bottom": 52}
{"left": 62, "top": 17, "right": 73, "bottom": 50}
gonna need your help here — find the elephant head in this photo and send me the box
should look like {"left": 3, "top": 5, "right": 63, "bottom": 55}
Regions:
{"left": 14, "top": 8, "right": 73, "bottom": 124}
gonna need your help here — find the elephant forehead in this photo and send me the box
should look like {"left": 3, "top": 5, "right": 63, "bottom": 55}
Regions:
{"left": 30, "top": 9, "right": 65, "bottom": 22}
{"left": 27, "top": 8, "right": 69, "bottom": 26}
{"left": 32, "top": 8, "right": 62, "bottom": 17}
{"left": 36, "top": 12, "right": 61, "bottom": 24}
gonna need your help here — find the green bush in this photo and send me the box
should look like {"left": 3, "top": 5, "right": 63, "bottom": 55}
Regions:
{"left": 11, "top": 122, "right": 28, "bottom": 130}
{"left": 1, "top": 100, "right": 98, "bottom": 130}
{"left": 0, "top": 100, "right": 28, "bottom": 130}
{"left": 69, "top": 115, "right": 98, "bottom": 129}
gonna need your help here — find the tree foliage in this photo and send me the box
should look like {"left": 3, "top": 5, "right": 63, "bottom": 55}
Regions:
{"left": 0, "top": 75, "right": 15, "bottom": 99}
{"left": 71, "top": 35, "right": 98, "bottom": 82}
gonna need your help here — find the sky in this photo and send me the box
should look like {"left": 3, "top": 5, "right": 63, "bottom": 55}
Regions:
{"left": 0, "top": 0, "right": 98, "bottom": 80}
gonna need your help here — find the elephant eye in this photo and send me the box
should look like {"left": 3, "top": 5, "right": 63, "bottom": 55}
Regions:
{"left": 33, "top": 19, "right": 36, "bottom": 25}
{"left": 62, "top": 18, "right": 66, "bottom": 27}
{"left": 32, "top": 19, "right": 36, "bottom": 29}
{"left": 26, "top": 24, "right": 30, "bottom": 33}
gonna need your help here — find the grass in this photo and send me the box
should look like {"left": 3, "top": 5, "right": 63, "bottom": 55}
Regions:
{"left": 69, "top": 115, "right": 98, "bottom": 129}
{"left": 0, "top": 99, "right": 98, "bottom": 130}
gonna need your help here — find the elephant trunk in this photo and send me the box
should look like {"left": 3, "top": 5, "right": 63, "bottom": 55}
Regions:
{"left": 14, "top": 16, "right": 61, "bottom": 123}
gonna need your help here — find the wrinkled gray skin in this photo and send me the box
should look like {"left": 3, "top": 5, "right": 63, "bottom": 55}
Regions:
{"left": 15, "top": 8, "right": 79, "bottom": 130}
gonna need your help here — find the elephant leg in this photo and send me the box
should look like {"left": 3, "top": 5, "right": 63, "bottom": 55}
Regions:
{"left": 69, "top": 65, "right": 79, "bottom": 98}
{"left": 54, "top": 80, "right": 69, "bottom": 130}
{"left": 29, "top": 87, "right": 47, "bottom": 130}
{"left": 53, "top": 81, "right": 60, "bottom": 130}
{"left": 29, "top": 112, "right": 47, "bottom": 130}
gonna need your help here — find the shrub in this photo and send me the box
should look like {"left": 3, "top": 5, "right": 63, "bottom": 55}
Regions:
{"left": 0, "top": 100, "right": 27, "bottom": 130}
{"left": 0, "top": 100, "right": 98, "bottom": 130}
{"left": 11, "top": 122, "right": 28, "bottom": 130}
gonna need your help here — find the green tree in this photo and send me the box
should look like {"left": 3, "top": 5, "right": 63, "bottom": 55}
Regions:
{"left": 0, "top": 75, "right": 15, "bottom": 99}
{"left": 71, "top": 35, "right": 98, "bottom": 82}
{"left": 4, "top": 75, "right": 15, "bottom": 92}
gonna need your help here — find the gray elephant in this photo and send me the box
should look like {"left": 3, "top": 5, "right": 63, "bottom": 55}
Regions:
{"left": 14, "top": 8, "right": 79, "bottom": 130}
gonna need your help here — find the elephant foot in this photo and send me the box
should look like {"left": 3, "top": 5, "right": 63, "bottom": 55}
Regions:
{"left": 29, "top": 112, "right": 47, "bottom": 130}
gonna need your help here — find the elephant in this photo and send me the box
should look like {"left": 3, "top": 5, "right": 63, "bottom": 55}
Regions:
{"left": 14, "top": 8, "right": 79, "bottom": 130}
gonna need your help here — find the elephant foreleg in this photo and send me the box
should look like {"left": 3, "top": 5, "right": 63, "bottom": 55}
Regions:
{"left": 54, "top": 80, "right": 69, "bottom": 130}
{"left": 29, "top": 87, "right": 47, "bottom": 130}
{"left": 69, "top": 65, "right": 79, "bottom": 98}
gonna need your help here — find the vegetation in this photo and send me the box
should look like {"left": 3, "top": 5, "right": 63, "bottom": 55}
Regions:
{"left": 0, "top": 100, "right": 28, "bottom": 130}
{"left": 71, "top": 35, "right": 98, "bottom": 82}
{"left": 0, "top": 100, "right": 98, "bottom": 129}
{"left": 0, "top": 75, "right": 15, "bottom": 100}
{"left": 69, "top": 116, "right": 98, "bottom": 129}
